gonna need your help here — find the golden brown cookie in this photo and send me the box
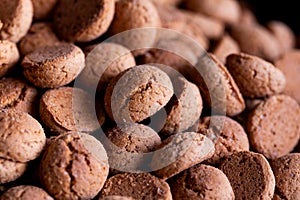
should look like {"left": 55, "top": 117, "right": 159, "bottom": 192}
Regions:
{"left": 0, "top": 78, "right": 38, "bottom": 116}
{"left": 151, "top": 131, "right": 215, "bottom": 179}
{"left": 247, "top": 95, "right": 300, "bottom": 159}
{"left": 104, "top": 65, "right": 173, "bottom": 123}
{"left": 226, "top": 53, "right": 286, "bottom": 98}
{"left": 99, "top": 173, "right": 172, "bottom": 200}
{"left": 0, "top": 185, "right": 53, "bottom": 200}
{"left": 31, "top": 0, "right": 58, "bottom": 19}
{"left": 170, "top": 164, "right": 234, "bottom": 200}
{"left": 271, "top": 153, "right": 300, "bottom": 200}
{"left": 40, "top": 87, "right": 102, "bottom": 135}
{"left": 220, "top": 151, "right": 275, "bottom": 200}
{"left": 197, "top": 116, "right": 249, "bottom": 166}
{"left": 0, "top": 0, "right": 33, "bottom": 42}
{"left": 0, "top": 40, "right": 20, "bottom": 77}
{"left": 100, "top": 196, "right": 133, "bottom": 200}
{"left": 0, "top": 109, "right": 46, "bottom": 163}
{"left": 40, "top": 132, "right": 109, "bottom": 200}
{"left": 0, "top": 158, "right": 27, "bottom": 184}
{"left": 54, "top": 0, "right": 115, "bottom": 42}
{"left": 19, "top": 22, "right": 61, "bottom": 56}
{"left": 22, "top": 43, "right": 85, "bottom": 88}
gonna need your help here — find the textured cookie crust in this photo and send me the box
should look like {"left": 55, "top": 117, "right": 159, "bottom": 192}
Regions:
{"left": 22, "top": 43, "right": 85, "bottom": 88}
{"left": 247, "top": 95, "right": 300, "bottom": 159}
{"left": 0, "top": 158, "right": 27, "bottom": 184}
{"left": 31, "top": 0, "right": 58, "bottom": 19}
{"left": 170, "top": 164, "right": 234, "bottom": 200}
{"left": 0, "top": 185, "right": 53, "bottom": 200}
{"left": 54, "top": 0, "right": 115, "bottom": 42}
{"left": 226, "top": 53, "right": 286, "bottom": 98}
{"left": 99, "top": 173, "right": 172, "bottom": 200}
{"left": 0, "top": 40, "right": 20, "bottom": 77}
{"left": 220, "top": 151, "right": 275, "bottom": 200}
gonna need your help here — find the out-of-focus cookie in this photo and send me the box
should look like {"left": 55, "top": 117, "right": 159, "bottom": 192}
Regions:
{"left": 170, "top": 164, "right": 234, "bottom": 200}
{"left": 0, "top": 185, "right": 53, "bottom": 200}
{"left": 247, "top": 95, "right": 300, "bottom": 159}
{"left": 220, "top": 151, "right": 275, "bottom": 200}
{"left": 0, "top": 158, "right": 27, "bottom": 184}
{"left": 0, "top": 40, "right": 20, "bottom": 77}
{"left": 31, "top": 0, "right": 58, "bottom": 19}
{"left": 0, "top": 0, "right": 33, "bottom": 42}
{"left": 22, "top": 43, "right": 85, "bottom": 88}
{"left": 212, "top": 34, "right": 240, "bottom": 63}
{"left": 99, "top": 173, "right": 172, "bottom": 200}
{"left": 54, "top": 0, "right": 115, "bottom": 42}
{"left": 226, "top": 53, "right": 286, "bottom": 98}
{"left": 150, "top": 0, "right": 181, "bottom": 6}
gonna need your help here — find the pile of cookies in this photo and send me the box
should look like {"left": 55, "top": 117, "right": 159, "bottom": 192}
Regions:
{"left": 1, "top": 0, "right": 300, "bottom": 199}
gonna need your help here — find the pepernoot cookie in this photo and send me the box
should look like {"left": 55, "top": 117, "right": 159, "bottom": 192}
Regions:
{"left": 54, "top": 0, "right": 115, "bottom": 42}
{"left": 0, "top": 109, "right": 46, "bottom": 163}
{"left": 22, "top": 43, "right": 85, "bottom": 88}
{"left": 104, "top": 65, "right": 173, "bottom": 124}
{"left": 151, "top": 131, "right": 215, "bottom": 179}
{"left": 0, "top": 185, "right": 53, "bottom": 200}
{"left": 0, "top": 40, "right": 20, "bottom": 77}
{"left": 99, "top": 173, "right": 172, "bottom": 200}
{"left": 197, "top": 116, "right": 249, "bottom": 166}
{"left": 247, "top": 95, "right": 300, "bottom": 159}
{"left": 270, "top": 153, "right": 300, "bottom": 200}
{"left": 0, "top": 158, "right": 27, "bottom": 184}
{"left": 31, "top": 0, "right": 58, "bottom": 20}
{"left": 40, "top": 87, "right": 102, "bottom": 135}
{"left": 220, "top": 151, "right": 275, "bottom": 200}
{"left": 170, "top": 164, "right": 234, "bottom": 200}
{"left": 0, "top": 0, "right": 33, "bottom": 43}
{"left": 226, "top": 53, "right": 286, "bottom": 98}
{"left": 40, "top": 132, "right": 109, "bottom": 200}
{"left": 0, "top": 78, "right": 38, "bottom": 116}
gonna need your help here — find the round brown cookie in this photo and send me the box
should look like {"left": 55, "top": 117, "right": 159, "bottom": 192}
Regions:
{"left": 170, "top": 164, "right": 234, "bottom": 200}
{"left": 40, "top": 87, "right": 102, "bottom": 135}
{"left": 267, "top": 21, "right": 295, "bottom": 52}
{"left": 104, "top": 123, "right": 161, "bottom": 173}
{"left": 183, "top": 0, "right": 241, "bottom": 24}
{"left": 247, "top": 95, "right": 300, "bottom": 159}
{"left": 54, "top": 0, "right": 115, "bottom": 42}
{"left": 104, "top": 65, "right": 173, "bottom": 124}
{"left": 0, "top": 158, "right": 27, "bottom": 184}
{"left": 22, "top": 43, "right": 85, "bottom": 88}
{"left": 0, "top": 78, "right": 38, "bottom": 116}
{"left": 0, "top": 185, "right": 53, "bottom": 200}
{"left": 270, "top": 153, "right": 300, "bottom": 200}
{"left": 78, "top": 42, "right": 136, "bottom": 92}
{"left": 230, "top": 24, "right": 282, "bottom": 61}
{"left": 99, "top": 173, "right": 172, "bottom": 200}
{"left": 0, "top": 40, "right": 20, "bottom": 77}
{"left": 0, "top": 109, "right": 46, "bottom": 163}
{"left": 32, "top": 0, "right": 58, "bottom": 19}
{"left": 197, "top": 116, "right": 249, "bottom": 166}
{"left": 275, "top": 50, "right": 300, "bottom": 103}
{"left": 19, "top": 22, "right": 61, "bottom": 56}
{"left": 40, "top": 132, "right": 109, "bottom": 200}
{"left": 226, "top": 53, "right": 286, "bottom": 98}
{"left": 151, "top": 131, "right": 215, "bottom": 179}
{"left": 0, "top": 0, "right": 33, "bottom": 42}
{"left": 100, "top": 196, "right": 133, "bottom": 200}
{"left": 220, "top": 151, "right": 275, "bottom": 200}
{"left": 212, "top": 34, "right": 240, "bottom": 64}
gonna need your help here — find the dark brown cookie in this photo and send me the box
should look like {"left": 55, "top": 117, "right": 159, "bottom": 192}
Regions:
{"left": 0, "top": 185, "right": 53, "bottom": 200}
{"left": 0, "top": 158, "right": 27, "bottom": 184}
{"left": 0, "top": 40, "right": 20, "bottom": 77}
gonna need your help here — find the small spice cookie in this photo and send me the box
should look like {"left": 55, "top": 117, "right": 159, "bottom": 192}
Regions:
{"left": 170, "top": 164, "right": 234, "bottom": 200}
{"left": 40, "top": 87, "right": 102, "bottom": 135}
{"left": 0, "top": 78, "right": 38, "bottom": 116}
{"left": 220, "top": 151, "right": 275, "bottom": 200}
{"left": 19, "top": 22, "right": 61, "bottom": 56}
{"left": 151, "top": 131, "right": 215, "bottom": 179}
{"left": 54, "top": 0, "right": 115, "bottom": 42}
{"left": 100, "top": 196, "right": 133, "bottom": 200}
{"left": 0, "top": 0, "right": 33, "bottom": 43}
{"left": 31, "top": 0, "right": 58, "bottom": 20}
{"left": 226, "top": 53, "right": 286, "bottom": 98}
{"left": 0, "top": 158, "right": 27, "bottom": 184}
{"left": 271, "top": 153, "right": 300, "bottom": 200}
{"left": 0, "top": 185, "right": 53, "bottom": 200}
{"left": 99, "top": 173, "right": 172, "bottom": 200}
{"left": 0, "top": 109, "right": 46, "bottom": 163}
{"left": 247, "top": 95, "right": 300, "bottom": 159}
{"left": 22, "top": 43, "right": 85, "bottom": 88}
{"left": 0, "top": 40, "right": 20, "bottom": 77}
{"left": 104, "top": 65, "right": 173, "bottom": 124}
{"left": 197, "top": 116, "right": 249, "bottom": 166}
{"left": 40, "top": 132, "right": 109, "bottom": 200}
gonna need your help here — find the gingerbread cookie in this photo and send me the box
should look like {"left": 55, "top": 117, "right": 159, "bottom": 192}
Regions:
{"left": 0, "top": 40, "right": 20, "bottom": 77}
{"left": 0, "top": 158, "right": 27, "bottom": 184}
